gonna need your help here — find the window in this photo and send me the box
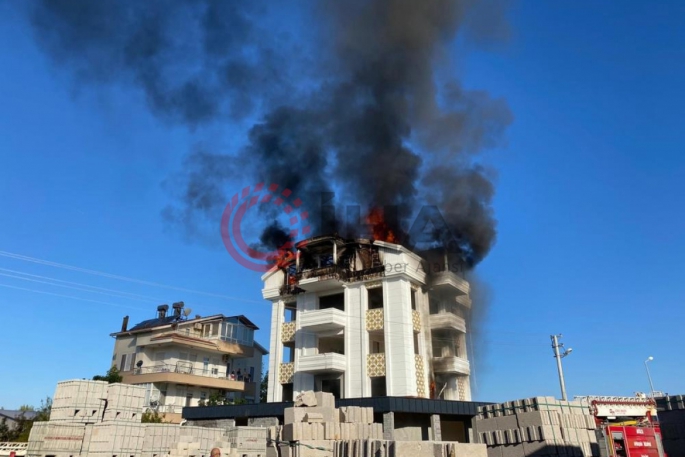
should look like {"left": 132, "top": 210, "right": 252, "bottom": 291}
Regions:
{"left": 284, "top": 306, "right": 297, "bottom": 322}
{"left": 319, "top": 293, "right": 344, "bottom": 311}
{"left": 282, "top": 383, "right": 294, "bottom": 402}
{"left": 371, "top": 377, "right": 387, "bottom": 396}
{"left": 119, "top": 353, "right": 134, "bottom": 372}
{"left": 411, "top": 289, "right": 417, "bottom": 310}
{"left": 367, "top": 287, "right": 383, "bottom": 309}
{"left": 413, "top": 333, "right": 420, "bottom": 355}
{"left": 369, "top": 339, "right": 383, "bottom": 354}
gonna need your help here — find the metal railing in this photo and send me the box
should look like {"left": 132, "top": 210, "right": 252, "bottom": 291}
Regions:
{"left": 172, "top": 328, "right": 254, "bottom": 346}
{"left": 133, "top": 363, "right": 254, "bottom": 382}
{"left": 0, "top": 443, "right": 28, "bottom": 457}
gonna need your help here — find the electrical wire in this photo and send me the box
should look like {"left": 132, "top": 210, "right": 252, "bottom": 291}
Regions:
{"left": 0, "top": 270, "right": 162, "bottom": 303}
{"left": 0, "top": 249, "right": 262, "bottom": 304}
{"left": 0, "top": 266, "right": 164, "bottom": 302}
{"left": 0, "top": 282, "right": 147, "bottom": 311}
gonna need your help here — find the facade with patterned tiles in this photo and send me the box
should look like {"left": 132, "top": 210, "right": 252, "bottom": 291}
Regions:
{"left": 261, "top": 235, "right": 472, "bottom": 403}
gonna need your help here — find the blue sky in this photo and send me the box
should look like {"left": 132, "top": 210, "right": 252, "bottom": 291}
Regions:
{"left": 1, "top": 1, "right": 684, "bottom": 408}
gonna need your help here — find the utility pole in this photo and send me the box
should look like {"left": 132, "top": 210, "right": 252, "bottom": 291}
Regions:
{"left": 550, "top": 334, "right": 572, "bottom": 401}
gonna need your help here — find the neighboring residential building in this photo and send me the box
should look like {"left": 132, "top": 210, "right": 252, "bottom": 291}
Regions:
{"left": 110, "top": 302, "right": 268, "bottom": 423}
{"left": 262, "top": 235, "right": 472, "bottom": 403}
{"left": 0, "top": 409, "right": 37, "bottom": 429}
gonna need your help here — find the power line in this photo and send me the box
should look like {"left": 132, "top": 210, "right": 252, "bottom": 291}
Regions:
{"left": 0, "top": 250, "right": 262, "bottom": 304}
{"left": 0, "top": 282, "right": 146, "bottom": 311}
{"left": 0, "top": 268, "right": 163, "bottom": 303}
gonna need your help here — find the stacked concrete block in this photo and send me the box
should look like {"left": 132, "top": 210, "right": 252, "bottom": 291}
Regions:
{"left": 103, "top": 384, "right": 146, "bottom": 423}
{"left": 656, "top": 394, "right": 685, "bottom": 457}
{"left": 50, "top": 380, "right": 109, "bottom": 424}
{"left": 88, "top": 423, "right": 145, "bottom": 457}
{"left": 226, "top": 427, "right": 267, "bottom": 456}
{"left": 27, "top": 422, "right": 88, "bottom": 457}
{"left": 474, "top": 397, "right": 599, "bottom": 457}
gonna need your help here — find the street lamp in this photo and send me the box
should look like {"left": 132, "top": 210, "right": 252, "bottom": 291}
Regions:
{"left": 644, "top": 356, "right": 656, "bottom": 398}
{"left": 551, "top": 334, "right": 573, "bottom": 401}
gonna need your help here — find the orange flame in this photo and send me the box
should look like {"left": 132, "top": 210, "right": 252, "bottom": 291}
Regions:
{"left": 367, "top": 207, "right": 397, "bottom": 243}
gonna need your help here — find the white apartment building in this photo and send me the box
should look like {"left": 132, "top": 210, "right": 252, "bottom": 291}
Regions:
{"left": 262, "top": 235, "right": 472, "bottom": 403}
{"left": 110, "top": 302, "right": 267, "bottom": 422}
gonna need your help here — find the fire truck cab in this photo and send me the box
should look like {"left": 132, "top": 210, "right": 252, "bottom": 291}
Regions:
{"left": 578, "top": 396, "right": 666, "bottom": 457}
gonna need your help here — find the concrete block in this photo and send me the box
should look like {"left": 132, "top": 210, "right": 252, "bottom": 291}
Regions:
{"left": 294, "top": 391, "right": 318, "bottom": 407}
{"left": 474, "top": 418, "right": 500, "bottom": 432}
{"left": 500, "top": 444, "right": 525, "bottom": 457}
{"left": 486, "top": 446, "right": 503, "bottom": 457}
{"left": 284, "top": 406, "right": 338, "bottom": 424}
{"left": 496, "top": 415, "right": 518, "bottom": 430}
{"left": 304, "top": 412, "right": 324, "bottom": 423}
{"left": 313, "top": 391, "right": 335, "bottom": 409}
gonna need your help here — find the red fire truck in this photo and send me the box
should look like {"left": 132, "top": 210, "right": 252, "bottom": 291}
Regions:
{"left": 580, "top": 396, "right": 667, "bottom": 457}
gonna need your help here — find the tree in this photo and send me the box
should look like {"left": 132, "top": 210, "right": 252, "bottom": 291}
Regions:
{"left": 141, "top": 410, "right": 165, "bottom": 423}
{"left": 93, "top": 366, "right": 123, "bottom": 383}
{"left": 260, "top": 371, "right": 269, "bottom": 403}
{"left": 34, "top": 397, "right": 52, "bottom": 422}
{"left": 0, "top": 418, "right": 11, "bottom": 442}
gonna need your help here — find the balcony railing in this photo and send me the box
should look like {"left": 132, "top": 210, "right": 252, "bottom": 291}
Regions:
{"left": 172, "top": 328, "right": 254, "bottom": 347}
{"left": 298, "top": 353, "right": 346, "bottom": 373}
{"left": 133, "top": 363, "right": 253, "bottom": 382}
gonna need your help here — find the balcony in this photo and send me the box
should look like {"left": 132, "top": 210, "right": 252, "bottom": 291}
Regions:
{"left": 298, "top": 353, "right": 346, "bottom": 373}
{"left": 366, "top": 308, "right": 384, "bottom": 331}
{"left": 138, "top": 330, "right": 254, "bottom": 358}
{"left": 367, "top": 353, "right": 386, "bottom": 377}
{"left": 432, "top": 356, "right": 470, "bottom": 375}
{"left": 456, "top": 295, "right": 472, "bottom": 308}
{"left": 299, "top": 308, "right": 346, "bottom": 332}
{"left": 296, "top": 265, "right": 347, "bottom": 292}
{"left": 429, "top": 312, "right": 466, "bottom": 332}
{"left": 122, "top": 364, "right": 252, "bottom": 392}
{"left": 430, "top": 271, "right": 470, "bottom": 295}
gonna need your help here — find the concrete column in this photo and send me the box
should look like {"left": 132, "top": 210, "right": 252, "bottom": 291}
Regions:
{"left": 294, "top": 293, "right": 315, "bottom": 396}
{"left": 267, "top": 300, "right": 285, "bottom": 402}
{"left": 383, "top": 412, "right": 395, "bottom": 441}
{"left": 345, "top": 284, "right": 366, "bottom": 398}
{"left": 384, "top": 277, "right": 417, "bottom": 397}
{"left": 431, "top": 414, "right": 442, "bottom": 441}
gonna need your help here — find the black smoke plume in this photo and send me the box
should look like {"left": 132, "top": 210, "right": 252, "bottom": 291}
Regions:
{"left": 26, "top": 0, "right": 513, "bottom": 265}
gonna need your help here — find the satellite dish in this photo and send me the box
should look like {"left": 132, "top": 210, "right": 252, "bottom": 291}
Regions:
{"left": 184, "top": 308, "right": 193, "bottom": 317}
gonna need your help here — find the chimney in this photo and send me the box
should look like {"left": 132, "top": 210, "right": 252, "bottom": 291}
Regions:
{"left": 121, "top": 315, "right": 129, "bottom": 332}
{"left": 172, "top": 301, "right": 184, "bottom": 318}
{"left": 157, "top": 304, "right": 169, "bottom": 319}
